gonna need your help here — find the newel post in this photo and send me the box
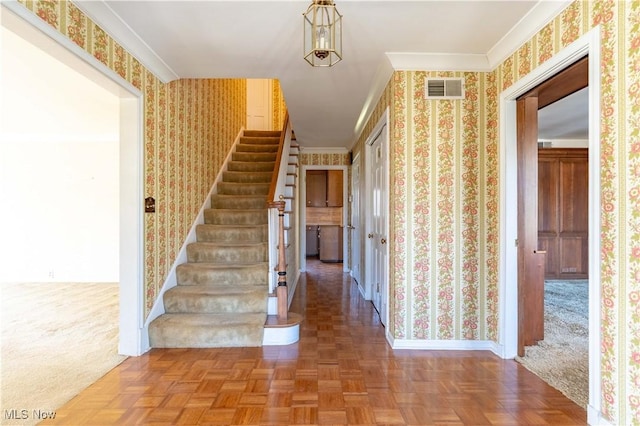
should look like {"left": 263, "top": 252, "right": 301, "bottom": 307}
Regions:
{"left": 268, "top": 198, "right": 288, "bottom": 320}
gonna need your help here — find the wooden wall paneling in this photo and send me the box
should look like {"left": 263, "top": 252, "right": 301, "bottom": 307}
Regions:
{"left": 538, "top": 148, "right": 588, "bottom": 279}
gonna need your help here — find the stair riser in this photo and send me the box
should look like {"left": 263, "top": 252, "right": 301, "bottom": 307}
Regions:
{"left": 217, "top": 182, "right": 269, "bottom": 195}
{"left": 210, "top": 195, "right": 266, "bottom": 209}
{"left": 164, "top": 290, "right": 267, "bottom": 314}
{"left": 149, "top": 319, "right": 265, "bottom": 348}
{"left": 204, "top": 210, "right": 267, "bottom": 226}
{"left": 232, "top": 152, "right": 277, "bottom": 162}
{"left": 235, "top": 144, "right": 279, "bottom": 153}
{"left": 227, "top": 161, "right": 275, "bottom": 172}
{"left": 187, "top": 244, "right": 267, "bottom": 263}
{"left": 176, "top": 264, "right": 269, "bottom": 286}
{"left": 222, "top": 171, "right": 273, "bottom": 183}
{"left": 196, "top": 225, "right": 267, "bottom": 243}
{"left": 176, "top": 264, "right": 268, "bottom": 286}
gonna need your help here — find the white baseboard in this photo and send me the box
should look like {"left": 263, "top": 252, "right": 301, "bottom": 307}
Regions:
{"left": 389, "top": 337, "right": 502, "bottom": 357}
{"left": 587, "top": 405, "right": 613, "bottom": 426}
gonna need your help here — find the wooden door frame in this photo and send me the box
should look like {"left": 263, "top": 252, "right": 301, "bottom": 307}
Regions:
{"left": 499, "top": 28, "right": 603, "bottom": 420}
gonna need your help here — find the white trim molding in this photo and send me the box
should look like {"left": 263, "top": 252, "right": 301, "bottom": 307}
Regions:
{"left": 390, "top": 338, "right": 502, "bottom": 356}
{"left": 74, "top": 0, "right": 179, "bottom": 83}
{"left": 498, "top": 27, "right": 603, "bottom": 425}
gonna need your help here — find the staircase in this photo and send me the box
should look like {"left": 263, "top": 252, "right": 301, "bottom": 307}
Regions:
{"left": 149, "top": 130, "right": 282, "bottom": 348}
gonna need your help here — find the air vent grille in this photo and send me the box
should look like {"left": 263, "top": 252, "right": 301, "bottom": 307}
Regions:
{"left": 425, "top": 77, "right": 465, "bottom": 100}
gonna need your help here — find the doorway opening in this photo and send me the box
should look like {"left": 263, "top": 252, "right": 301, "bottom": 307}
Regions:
{"left": 1, "top": 3, "right": 144, "bottom": 356}
{"left": 500, "top": 27, "right": 601, "bottom": 416}
{"left": 300, "top": 165, "right": 349, "bottom": 273}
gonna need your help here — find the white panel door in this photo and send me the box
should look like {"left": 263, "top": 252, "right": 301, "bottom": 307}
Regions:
{"left": 246, "top": 79, "right": 272, "bottom": 130}
{"left": 351, "top": 156, "right": 362, "bottom": 288}
{"left": 368, "top": 127, "right": 388, "bottom": 325}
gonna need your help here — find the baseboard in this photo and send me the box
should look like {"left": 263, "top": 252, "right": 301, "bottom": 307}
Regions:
{"left": 389, "top": 337, "right": 502, "bottom": 356}
{"left": 140, "top": 128, "right": 245, "bottom": 352}
{"left": 587, "top": 405, "right": 613, "bottom": 426}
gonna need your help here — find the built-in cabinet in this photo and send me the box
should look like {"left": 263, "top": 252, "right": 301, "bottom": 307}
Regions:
{"left": 538, "top": 148, "right": 588, "bottom": 279}
{"left": 306, "top": 170, "right": 343, "bottom": 262}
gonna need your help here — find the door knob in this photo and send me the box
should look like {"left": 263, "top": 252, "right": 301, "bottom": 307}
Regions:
{"left": 368, "top": 233, "right": 374, "bottom": 238}
{"left": 381, "top": 238, "right": 387, "bottom": 245}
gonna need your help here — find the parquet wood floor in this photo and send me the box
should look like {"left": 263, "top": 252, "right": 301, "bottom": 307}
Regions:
{"left": 42, "top": 259, "right": 586, "bottom": 425}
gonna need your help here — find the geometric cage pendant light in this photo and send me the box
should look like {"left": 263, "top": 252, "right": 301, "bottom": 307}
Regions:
{"left": 303, "top": 0, "right": 342, "bottom": 67}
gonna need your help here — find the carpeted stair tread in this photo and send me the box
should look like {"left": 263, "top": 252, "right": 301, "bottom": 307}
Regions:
{"left": 149, "top": 313, "right": 266, "bottom": 348}
{"left": 227, "top": 161, "right": 275, "bottom": 172}
{"left": 176, "top": 262, "right": 268, "bottom": 286}
{"left": 218, "top": 182, "right": 270, "bottom": 195}
{"left": 222, "top": 171, "right": 273, "bottom": 183}
{"left": 196, "top": 224, "right": 268, "bottom": 243}
{"left": 204, "top": 209, "right": 267, "bottom": 226}
{"left": 187, "top": 242, "right": 267, "bottom": 263}
{"left": 150, "top": 129, "right": 284, "bottom": 349}
{"left": 164, "top": 285, "right": 267, "bottom": 314}
{"left": 210, "top": 194, "right": 267, "bottom": 209}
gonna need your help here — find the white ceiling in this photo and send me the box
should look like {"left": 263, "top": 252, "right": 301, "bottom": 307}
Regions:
{"left": 74, "top": 0, "right": 576, "bottom": 149}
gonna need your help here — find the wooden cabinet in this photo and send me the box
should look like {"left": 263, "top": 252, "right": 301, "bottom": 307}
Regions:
{"left": 306, "top": 170, "right": 343, "bottom": 207}
{"left": 538, "top": 148, "right": 588, "bottom": 279}
{"left": 319, "top": 225, "right": 343, "bottom": 262}
{"left": 327, "top": 170, "right": 343, "bottom": 207}
{"left": 306, "top": 170, "right": 344, "bottom": 261}
{"left": 306, "top": 225, "right": 319, "bottom": 256}
{"left": 306, "top": 171, "right": 327, "bottom": 207}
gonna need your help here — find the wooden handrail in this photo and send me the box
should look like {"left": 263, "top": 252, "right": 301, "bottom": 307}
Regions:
{"left": 267, "top": 112, "right": 290, "bottom": 204}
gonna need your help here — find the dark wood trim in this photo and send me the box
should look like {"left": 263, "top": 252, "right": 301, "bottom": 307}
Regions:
{"left": 267, "top": 112, "right": 290, "bottom": 204}
{"left": 518, "top": 56, "right": 588, "bottom": 109}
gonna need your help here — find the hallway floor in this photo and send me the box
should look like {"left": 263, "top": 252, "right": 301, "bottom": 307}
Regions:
{"left": 43, "top": 260, "right": 586, "bottom": 425}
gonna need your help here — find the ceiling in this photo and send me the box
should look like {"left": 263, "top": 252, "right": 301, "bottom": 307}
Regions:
{"left": 75, "top": 0, "right": 577, "bottom": 149}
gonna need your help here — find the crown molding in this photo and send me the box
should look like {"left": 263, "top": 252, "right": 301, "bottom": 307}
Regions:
{"left": 74, "top": 1, "right": 179, "bottom": 83}
{"left": 486, "top": 0, "right": 572, "bottom": 69}
{"left": 386, "top": 53, "right": 491, "bottom": 72}
{"left": 386, "top": 1, "right": 571, "bottom": 73}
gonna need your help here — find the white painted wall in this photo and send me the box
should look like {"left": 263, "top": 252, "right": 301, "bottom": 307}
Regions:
{"left": 0, "top": 25, "right": 120, "bottom": 282}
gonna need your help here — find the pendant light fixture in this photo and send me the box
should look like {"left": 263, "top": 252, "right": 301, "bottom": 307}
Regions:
{"left": 303, "top": 0, "right": 342, "bottom": 67}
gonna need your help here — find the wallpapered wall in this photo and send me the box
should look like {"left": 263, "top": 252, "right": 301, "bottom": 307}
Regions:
{"left": 353, "top": 1, "right": 639, "bottom": 423}
{"left": 17, "top": 0, "right": 247, "bottom": 317}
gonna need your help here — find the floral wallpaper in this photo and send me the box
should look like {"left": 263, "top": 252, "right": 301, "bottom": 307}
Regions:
{"left": 300, "top": 152, "right": 350, "bottom": 166}
{"left": 15, "top": 0, "right": 640, "bottom": 423}
{"left": 272, "top": 79, "right": 287, "bottom": 131}
{"left": 354, "top": 1, "right": 639, "bottom": 423}
{"left": 18, "top": 0, "right": 247, "bottom": 318}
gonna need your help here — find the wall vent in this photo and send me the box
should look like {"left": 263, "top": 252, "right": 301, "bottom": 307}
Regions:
{"left": 424, "top": 77, "right": 465, "bottom": 100}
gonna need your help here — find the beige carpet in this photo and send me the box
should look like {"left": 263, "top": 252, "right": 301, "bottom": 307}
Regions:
{"left": 1, "top": 282, "right": 126, "bottom": 425}
{"left": 516, "top": 279, "right": 589, "bottom": 408}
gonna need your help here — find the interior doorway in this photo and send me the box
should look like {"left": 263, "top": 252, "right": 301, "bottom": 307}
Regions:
{"left": 300, "top": 165, "right": 349, "bottom": 273}
{"left": 2, "top": 3, "right": 144, "bottom": 355}
{"left": 500, "top": 28, "right": 602, "bottom": 415}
